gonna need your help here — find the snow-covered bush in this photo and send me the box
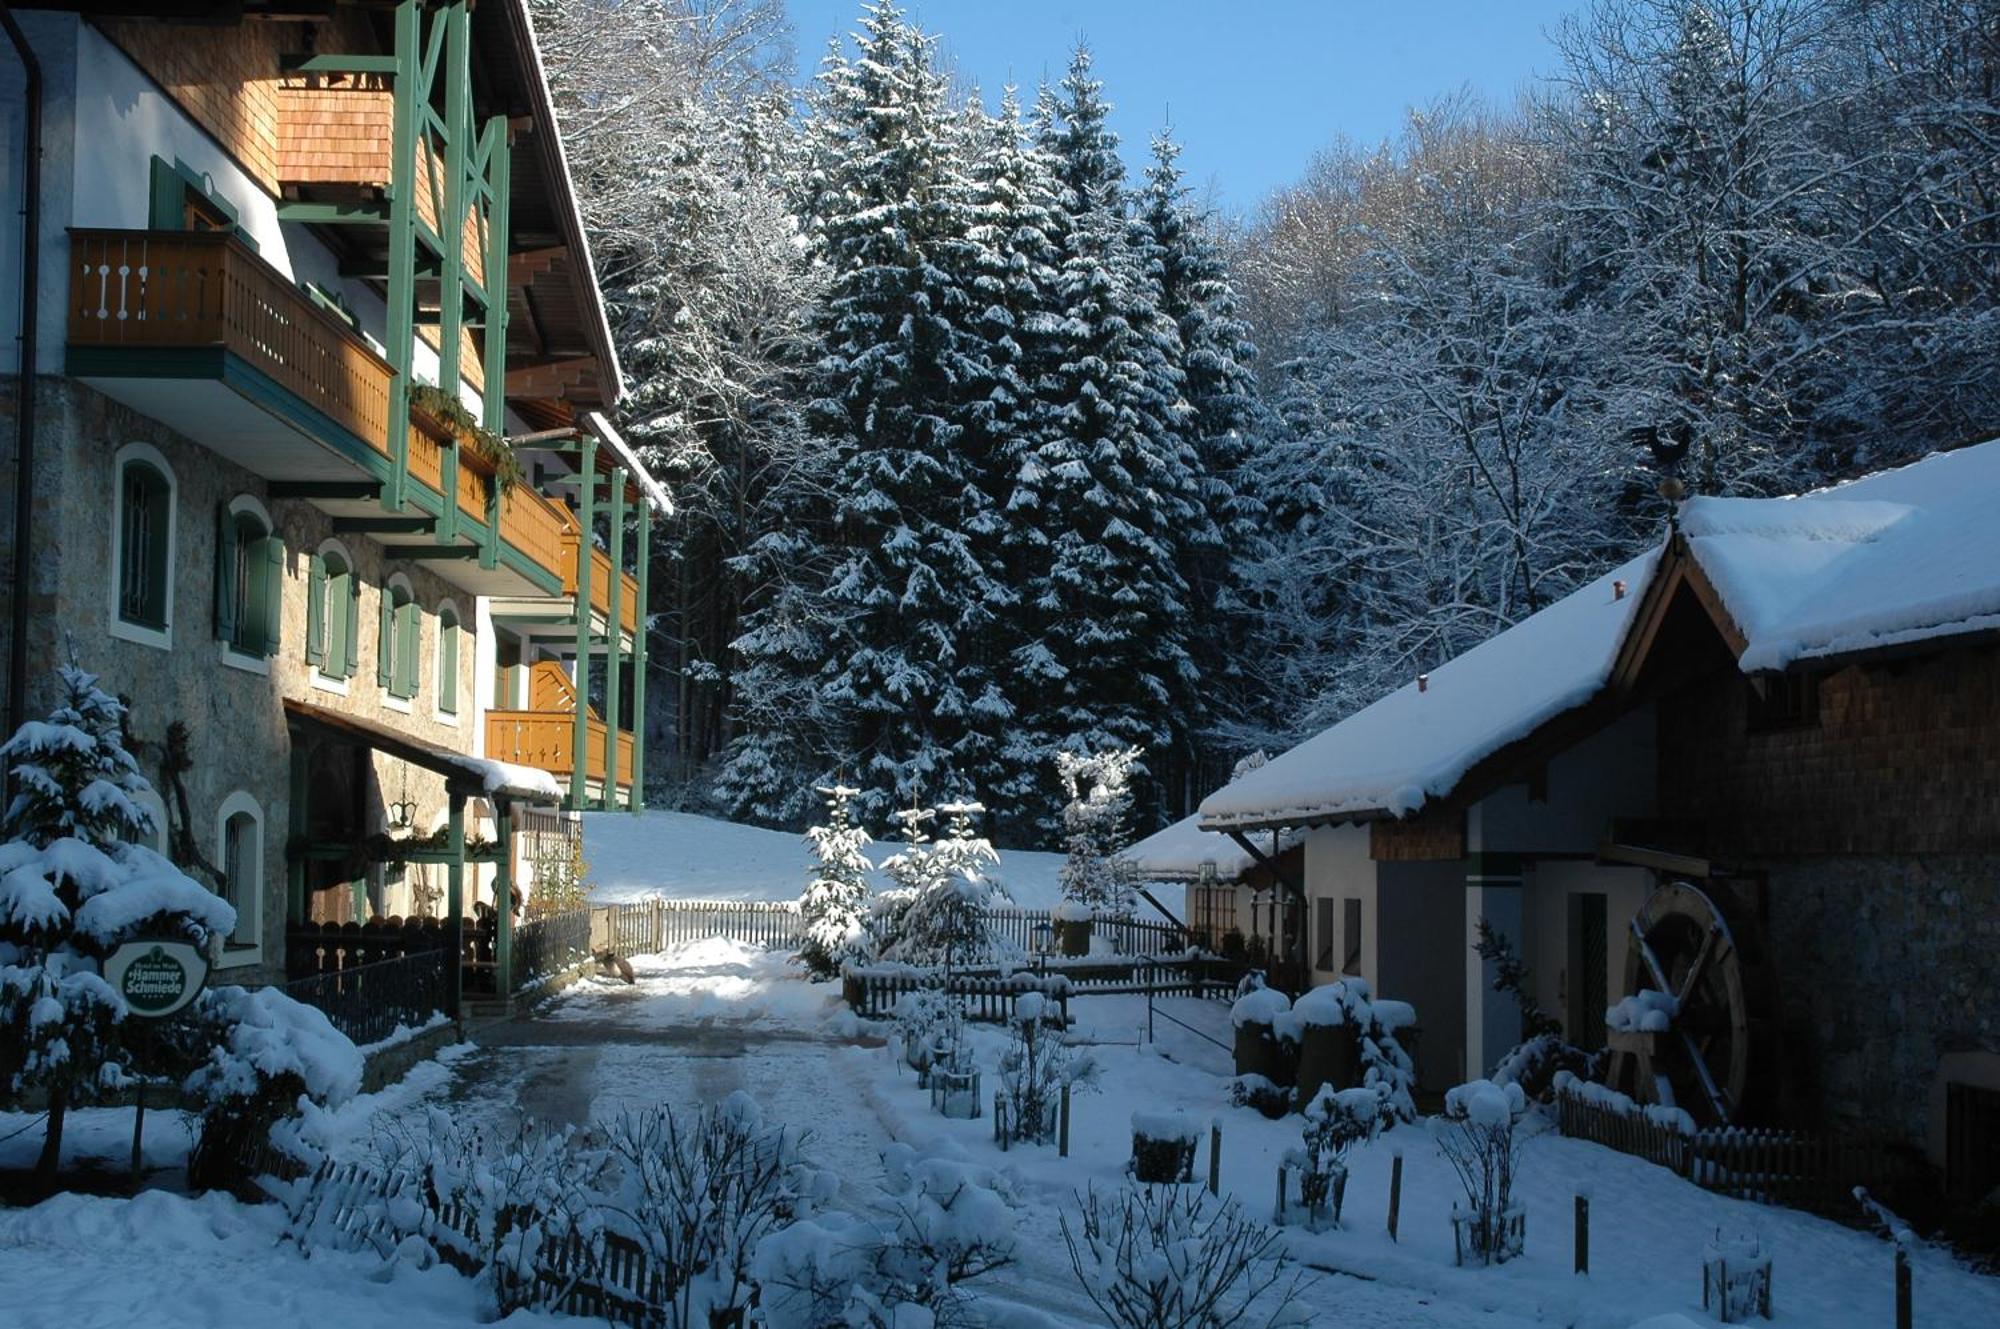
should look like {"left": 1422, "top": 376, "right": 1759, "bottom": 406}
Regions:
{"left": 893, "top": 985, "right": 966, "bottom": 1074}
{"left": 1433, "top": 1078, "right": 1530, "bottom": 1266}
{"left": 1291, "top": 978, "right": 1416, "bottom": 1124}
{"left": 1130, "top": 1109, "right": 1201, "bottom": 1184}
{"left": 1229, "top": 1073, "right": 1291, "bottom": 1120}
{"left": 182, "top": 984, "right": 362, "bottom": 1192}
{"left": 1055, "top": 747, "right": 1143, "bottom": 915}
{"left": 600, "top": 1092, "right": 816, "bottom": 1327}
{"left": 0, "top": 665, "right": 235, "bottom": 1192}
{"left": 997, "top": 990, "right": 1095, "bottom": 1145}
{"left": 798, "top": 783, "right": 873, "bottom": 979}
{"left": 754, "top": 1145, "right": 1018, "bottom": 1328}
{"left": 1289, "top": 1085, "right": 1381, "bottom": 1225}
{"left": 1060, "top": 1184, "right": 1303, "bottom": 1329}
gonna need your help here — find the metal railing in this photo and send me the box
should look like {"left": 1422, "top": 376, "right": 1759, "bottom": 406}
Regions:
{"left": 282, "top": 950, "right": 448, "bottom": 1048}
{"left": 515, "top": 908, "right": 594, "bottom": 991}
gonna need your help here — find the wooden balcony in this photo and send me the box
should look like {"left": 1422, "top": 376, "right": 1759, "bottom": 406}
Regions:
{"left": 560, "top": 519, "right": 641, "bottom": 639}
{"left": 70, "top": 228, "right": 393, "bottom": 459}
{"left": 485, "top": 708, "right": 633, "bottom": 792}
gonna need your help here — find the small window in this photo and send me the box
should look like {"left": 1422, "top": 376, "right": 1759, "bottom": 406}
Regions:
{"left": 380, "top": 576, "right": 420, "bottom": 701}
{"left": 216, "top": 496, "right": 281, "bottom": 659}
{"left": 214, "top": 791, "right": 263, "bottom": 962}
{"left": 1746, "top": 670, "right": 1819, "bottom": 732}
{"left": 111, "top": 446, "right": 176, "bottom": 647}
{"left": 436, "top": 603, "right": 460, "bottom": 715}
{"left": 308, "top": 542, "right": 360, "bottom": 679}
{"left": 1342, "top": 897, "right": 1363, "bottom": 976}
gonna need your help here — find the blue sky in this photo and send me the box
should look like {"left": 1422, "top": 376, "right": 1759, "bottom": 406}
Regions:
{"left": 784, "top": 1, "right": 1582, "bottom": 216}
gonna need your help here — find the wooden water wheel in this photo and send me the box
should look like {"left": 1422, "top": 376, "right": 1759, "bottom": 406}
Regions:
{"left": 1602, "top": 879, "right": 1777, "bottom": 1126}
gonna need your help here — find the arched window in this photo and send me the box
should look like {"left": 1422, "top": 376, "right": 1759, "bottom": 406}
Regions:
{"left": 216, "top": 495, "right": 281, "bottom": 660}
{"left": 380, "top": 574, "right": 421, "bottom": 701}
{"left": 110, "top": 444, "right": 176, "bottom": 649}
{"left": 129, "top": 786, "right": 169, "bottom": 856}
{"left": 436, "top": 601, "right": 461, "bottom": 716}
{"left": 214, "top": 791, "right": 263, "bottom": 963}
{"left": 308, "top": 539, "right": 360, "bottom": 680}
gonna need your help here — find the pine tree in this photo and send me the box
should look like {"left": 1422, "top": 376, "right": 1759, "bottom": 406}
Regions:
{"left": 0, "top": 665, "right": 235, "bottom": 1192}
{"left": 1055, "top": 746, "right": 1143, "bottom": 915}
{"left": 797, "top": 784, "right": 873, "bottom": 980}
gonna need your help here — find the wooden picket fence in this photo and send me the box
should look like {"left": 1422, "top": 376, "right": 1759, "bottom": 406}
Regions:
{"left": 280, "top": 1158, "right": 671, "bottom": 1328}
{"left": 598, "top": 898, "right": 1187, "bottom": 961}
{"left": 841, "top": 967, "right": 1074, "bottom": 1024}
{"left": 1557, "top": 1089, "right": 1933, "bottom": 1218}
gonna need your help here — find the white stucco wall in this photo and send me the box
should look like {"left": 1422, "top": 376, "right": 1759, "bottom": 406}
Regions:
{"left": 1302, "top": 822, "right": 1376, "bottom": 984}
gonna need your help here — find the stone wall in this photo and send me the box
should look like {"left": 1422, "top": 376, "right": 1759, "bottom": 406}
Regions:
{"left": 4, "top": 376, "right": 489, "bottom": 985}
{"left": 1754, "top": 852, "right": 2000, "bottom": 1150}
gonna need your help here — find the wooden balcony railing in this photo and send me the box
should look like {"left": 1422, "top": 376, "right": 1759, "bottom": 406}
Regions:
{"left": 486, "top": 709, "right": 633, "bottom": 789}
{"left": 559, "top": 520, "right": 641, "bottom": 637}
{"left": 503, "top": 487, "right": 569, "bottom": 580}
{"left": 70, "top": 228, "right": 393, "bottom": 457}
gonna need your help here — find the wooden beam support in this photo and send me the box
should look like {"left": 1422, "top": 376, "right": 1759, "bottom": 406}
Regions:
{"left": 280, "top": 53, "right": 399, "bottom": 75}
{"left": 381, "top": 544, "right": 480, "bottom": 560}
{"left": 276, "top": 199, "right": 391, "bottom": 224}
{"left": 331, "top": 515, "right": 436, "bottom": 534}
{"left": 507, "top": 245, "right": 565, "bottom": 285}
{"left": 505, "top": 356, "right": 594, "bottom": 398}
{"left": 445, "top": 790, "right": 465, "bottom": 1019}
{"left": 268, "top": 479, "right": 382, "bottom": 500}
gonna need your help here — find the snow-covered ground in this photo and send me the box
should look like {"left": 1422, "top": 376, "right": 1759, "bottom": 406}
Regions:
{"left": 583, "top": 809, "right": 1070, "bottom": 909}
{"left": 7, "top": 940, "right": 1997, "bottom": 1328}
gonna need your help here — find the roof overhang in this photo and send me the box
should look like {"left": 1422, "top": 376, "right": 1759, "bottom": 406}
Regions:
{"left": 584, "top": 412, "right": 671, "bottom": 514}
{"left": 284, "top": 698, "right": 560, "bottom": 803}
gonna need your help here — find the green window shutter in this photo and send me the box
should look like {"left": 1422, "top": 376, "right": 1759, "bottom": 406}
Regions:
{"left": 377, "top": 589, "right": 394, "bottom": 688}
{"left": 343, "top": 573, "right": 362, "bottom": 678}
{"left": 439, "top": 616, "right": 458, "bottom": 713}
{"left": 305, "top": 553, "right": 327, "bottom": 667}
{"left": 148, "top": 157, "right": 183, "bottom": 230}
{"left": 396, "top": 603, "right": 420, "bottom": 699}
{"left": 258, "top": 534, "right": 284, "bottom": 657}
{"left": 213, "top": 504, "right": 237, "bottom": 642}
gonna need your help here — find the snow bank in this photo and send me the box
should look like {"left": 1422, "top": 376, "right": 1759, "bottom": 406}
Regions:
{"left": 1130, "top": 1108, "right": 1201, "bottom": 1142}
{"left": 1199, "top": 553, "right": 1658, "bottom": 828}
{"left": 187, "top": 986, "right": 363, "bottom": 1107}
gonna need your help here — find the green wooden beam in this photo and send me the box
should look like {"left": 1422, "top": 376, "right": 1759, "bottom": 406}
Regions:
{"left": 331, "top": 515, "right": 436, "bottom": 534}
{"left": 570, "top": 434, "right": 598, "bottom": 813}
{"left": 382, "top": 0, "right": 422, "bottom": 511}
{"left": 382, "top": 544, "right": 480, "bottom": 560}
{"left": 287, "top": 741, "right": 309, "bottom": 926}
{"left": 445, "top": 791, "right": 465, "bottom": 1019}
{"left": 269, "top": 479, "right": 381, "bottom": 500}
{"left": 601, "top": 473, "right": 625, "bottom": 811}
{"left": 281, "top": 53, "right": 400, "bottom": 75}
{"left": 630, "top": 502, "right": 650, "bottom": 813}
{"left": 493, "top": 801, "right": 514, "bottom": 994}
{"left": 275, "top": 200, "right": 391, "bottom": 225}
{"left": 339, "top": 253, "right": 438, "bottom": 281}
{"left": 480, "top": 113, "right": 512, "bottom": 433}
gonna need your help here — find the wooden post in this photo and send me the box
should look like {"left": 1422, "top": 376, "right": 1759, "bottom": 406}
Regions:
{"left": 1574, "top": 1192, "right": 1589, "bottom": 1275}
{"left": 446, "top": 789, "right": 465, "bottom": 1019}
{"left": 1274, "top": 1164, "right": 1287, "bottom": 1224}
{"left": 601, "top": 472, "right": 625, "bottom": 810}
{"left": 1059, "top": 1083, "right": 1071, "bottom": 1158}
{"left": 1895, "top": 1239, "right": 1912, "bottom": 1329}
{"left": 493, "top": 798, "right": 514, "bottom": 996}
{"left": 569, "top": 435, "right": 597, "bottom": 811}
{"left": 630, "top": 500, "right": 649, "bottom": 812}
{"left": 1387, "top": 1150, "right": 1403, "bottom": 1242}
{"left": 1208, "top": 1121, "right": 1221, "bottom": 1196}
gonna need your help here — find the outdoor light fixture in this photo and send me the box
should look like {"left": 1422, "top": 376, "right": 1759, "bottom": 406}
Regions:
{"left": 387, "top": 764, "right": 417, "bottom": 831}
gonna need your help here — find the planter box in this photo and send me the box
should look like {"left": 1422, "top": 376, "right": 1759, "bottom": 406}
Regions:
{"left": 1131, "top": 1132, "right": 1198, "bottom": 1184}
{"left": 1293, "top": 1021, "right": 1361, "bottom": 1113}
{"left": 1055, "top": 918, "right": 1092, "bottom": 957}
{"left": 1233, "top": 1022, "right": 1299, "bottom": 1090}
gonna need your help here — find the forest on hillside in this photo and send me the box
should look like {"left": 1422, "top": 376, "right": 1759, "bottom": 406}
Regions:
{"left": 530, "top": 0, "right": 2000, "bottom": 844}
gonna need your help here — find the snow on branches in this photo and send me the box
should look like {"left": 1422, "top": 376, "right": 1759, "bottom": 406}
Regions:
{"left": 797, "top": 783, "right": 873, "bottom": 979}
{"left": 1056, "top": 747, "right": 1142, "bottom": 915}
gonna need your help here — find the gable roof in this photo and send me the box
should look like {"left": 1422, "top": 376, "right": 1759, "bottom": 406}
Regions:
{"left": 1200, "top": 438, "right": 2000, "bottom": 833}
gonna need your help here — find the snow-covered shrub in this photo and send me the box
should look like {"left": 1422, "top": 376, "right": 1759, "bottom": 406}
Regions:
{"left": 997, "top": 990, "right": 1095, "bottom": 1145}
{"left": 754, "top": 1145, "right": 1018, "bottom": 1328}
{"left": 1433, "top": 1078, "right": 1530, "bottom": 1266}
{"left": 0, "top": 666, "right": 235, "bottom": 1192}
{"left": 1229, "top": 1074, "right": 1292, "bottom": 1120}
{"left": 798, "top": 783, "right": 873, "bottom": 979}
{"left": 1055, "top": 747, "right": 1143, "bottom": 915}
{"left": 1059, "top": 1184, "right": 1303, "bottom": 1329}
{"left": 1289, "top": 1085, "right": 1381, "bottom": 1225}
{"left": 1606, "top": 988, "right": 1678, "bottom": 1033}
{"left": 893, "top": 986, "right": 966, "bottom": 1074}
{"left": 182, "top": 984, "right": 362, "bottom": 1192}
{"left": 1474, "top": 917, "right": 1593, "bottom": 1102}
{"left": 1130, "top": 1109, "right": 1201, "bottom": 1184}
{"left": 1291, "top": 978, "right": 1416, "bottom": 1124}
{"left": 362, "top": 1108, "right": 605, "bottom": 1314}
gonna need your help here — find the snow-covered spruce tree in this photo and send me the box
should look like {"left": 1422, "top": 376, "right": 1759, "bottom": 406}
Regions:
{"left": 787, "top": 2, "right": 1009, "bottom": 827}
{"left": 0, "top": 665, "right": 234, "bottom": 1192}
{"left": 880, "top": 801, "right": 1005, "bottom": 973}
{"left": 1055, "top": 746, "right": 1143, "bottom": 916}
{"left": 1006, "top": 49, "right": 1208, "bottom": 834}
{"left": 797, "top": 783, "right": 873, "bottom": 980}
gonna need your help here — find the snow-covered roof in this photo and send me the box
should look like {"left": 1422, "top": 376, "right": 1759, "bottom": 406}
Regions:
{"left": 585, "top": 412, "right": 673, "bottom": 515}
{"left": 1200, "top": 553, "right": 1659, "bottom": 831}
{"left": 1126, "top": 814, "right": 1289, "bottom": 882}
{"left": 1682, "top": 438, "right": 2000, "bottom": 670}
{"left": 1200, "top": 438, "right": 2000, "bottom": 832}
